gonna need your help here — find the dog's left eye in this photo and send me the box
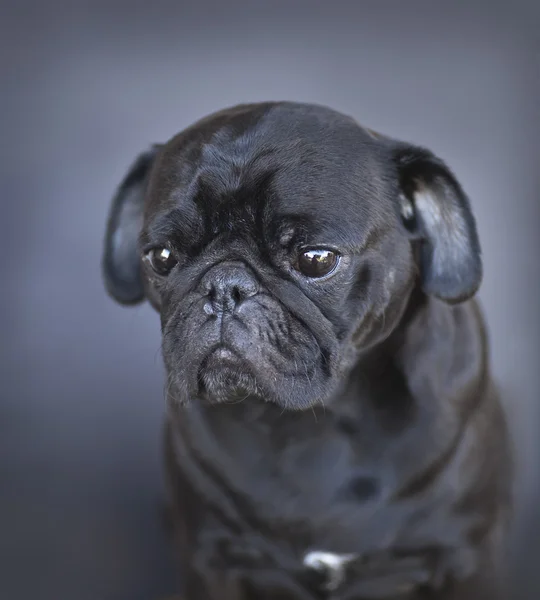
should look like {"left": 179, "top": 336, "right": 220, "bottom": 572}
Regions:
{"left": 145, "top": 247, "right": 178, "bottom": 275}
{"left": 296, "top": 248, "right": 339, "bottom": 278}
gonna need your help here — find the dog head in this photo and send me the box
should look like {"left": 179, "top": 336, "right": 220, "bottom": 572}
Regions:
{"left": 102, "top": 102, "right": 482, "bottom": 410}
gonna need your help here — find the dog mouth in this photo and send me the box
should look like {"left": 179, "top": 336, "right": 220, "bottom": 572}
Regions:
{"left": 197, "top": 346, "right": 261, "bottom": 403}
{"left": 162, "top": 291, "right": 338, "bottom": 409}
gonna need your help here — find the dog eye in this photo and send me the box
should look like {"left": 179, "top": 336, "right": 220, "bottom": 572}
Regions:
{"left": 296, "top": 249, "right": 339, "bottom": 278}
{"left": 146, "top": 247, "right": 178, "bottom": 275}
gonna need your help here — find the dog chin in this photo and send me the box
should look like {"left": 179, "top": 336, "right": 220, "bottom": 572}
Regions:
{"left": 199, "top": 367, "right": 263, "bottom": 405}
{"left": 196, "top": 347, "right": 264, "bottom": 405}
{"left": 171, "top": 346, "right": 337, "bottom": 410}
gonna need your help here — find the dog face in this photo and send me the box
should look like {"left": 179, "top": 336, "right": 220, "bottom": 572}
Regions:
{"left": 103, "top": 102, "right": 482, "bottom": 410}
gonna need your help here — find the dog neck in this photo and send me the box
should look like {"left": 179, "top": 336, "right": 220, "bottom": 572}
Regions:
{"left": 165, "top": 288, "right": 496, "bottom": 571}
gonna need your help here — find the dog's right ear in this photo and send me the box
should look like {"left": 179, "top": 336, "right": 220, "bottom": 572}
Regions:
{"left": 102, "top": 145, "right": 161, "bottom": 305}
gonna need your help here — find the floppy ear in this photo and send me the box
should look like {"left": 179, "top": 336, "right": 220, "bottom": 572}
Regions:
{"left": 392, "top": 144, "right": 482, "bottom": 304}
{"left": 102, "top": 145, "right": 161, "bottom": 305}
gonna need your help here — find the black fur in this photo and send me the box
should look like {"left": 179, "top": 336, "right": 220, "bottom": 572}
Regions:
{"left": 102, "top": 102, "right": 512, "bottom": 599}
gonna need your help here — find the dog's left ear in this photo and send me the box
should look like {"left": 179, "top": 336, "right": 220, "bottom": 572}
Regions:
{"left": 392, "top": 144, "right": 482, "bottom": 304}
{"left": 102, "top": 145, "right": 161, "bottom": 305}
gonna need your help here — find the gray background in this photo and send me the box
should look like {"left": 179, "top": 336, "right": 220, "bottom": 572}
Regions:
{"left": 1, "top": 1, "right": 539, "bottom": 599}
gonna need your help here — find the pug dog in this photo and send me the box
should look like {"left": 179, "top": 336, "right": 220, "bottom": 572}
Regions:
{"left": 102, "top": 102, "right": 512, "bottom": 599}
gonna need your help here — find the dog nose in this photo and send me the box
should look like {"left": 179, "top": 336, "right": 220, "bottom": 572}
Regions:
{"left": 201, "top": 262, "right": 259, "bottom": 312}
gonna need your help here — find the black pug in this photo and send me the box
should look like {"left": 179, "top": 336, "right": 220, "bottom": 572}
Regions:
{"left": 102, "top": 102, "right": 512, "bottom": 600}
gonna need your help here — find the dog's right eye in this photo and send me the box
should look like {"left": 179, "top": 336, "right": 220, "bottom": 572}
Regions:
{"left": 145, "top": 247, "right": 178, "bottom": 276}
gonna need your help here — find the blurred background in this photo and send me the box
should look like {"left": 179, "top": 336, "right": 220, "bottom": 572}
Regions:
{"left": 1, "top": 1, "right": 539, "bottom": 599}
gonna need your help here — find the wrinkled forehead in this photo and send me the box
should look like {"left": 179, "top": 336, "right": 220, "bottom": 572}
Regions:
{"left": 144, "top": 109, "right": 397, "bottom": 247}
